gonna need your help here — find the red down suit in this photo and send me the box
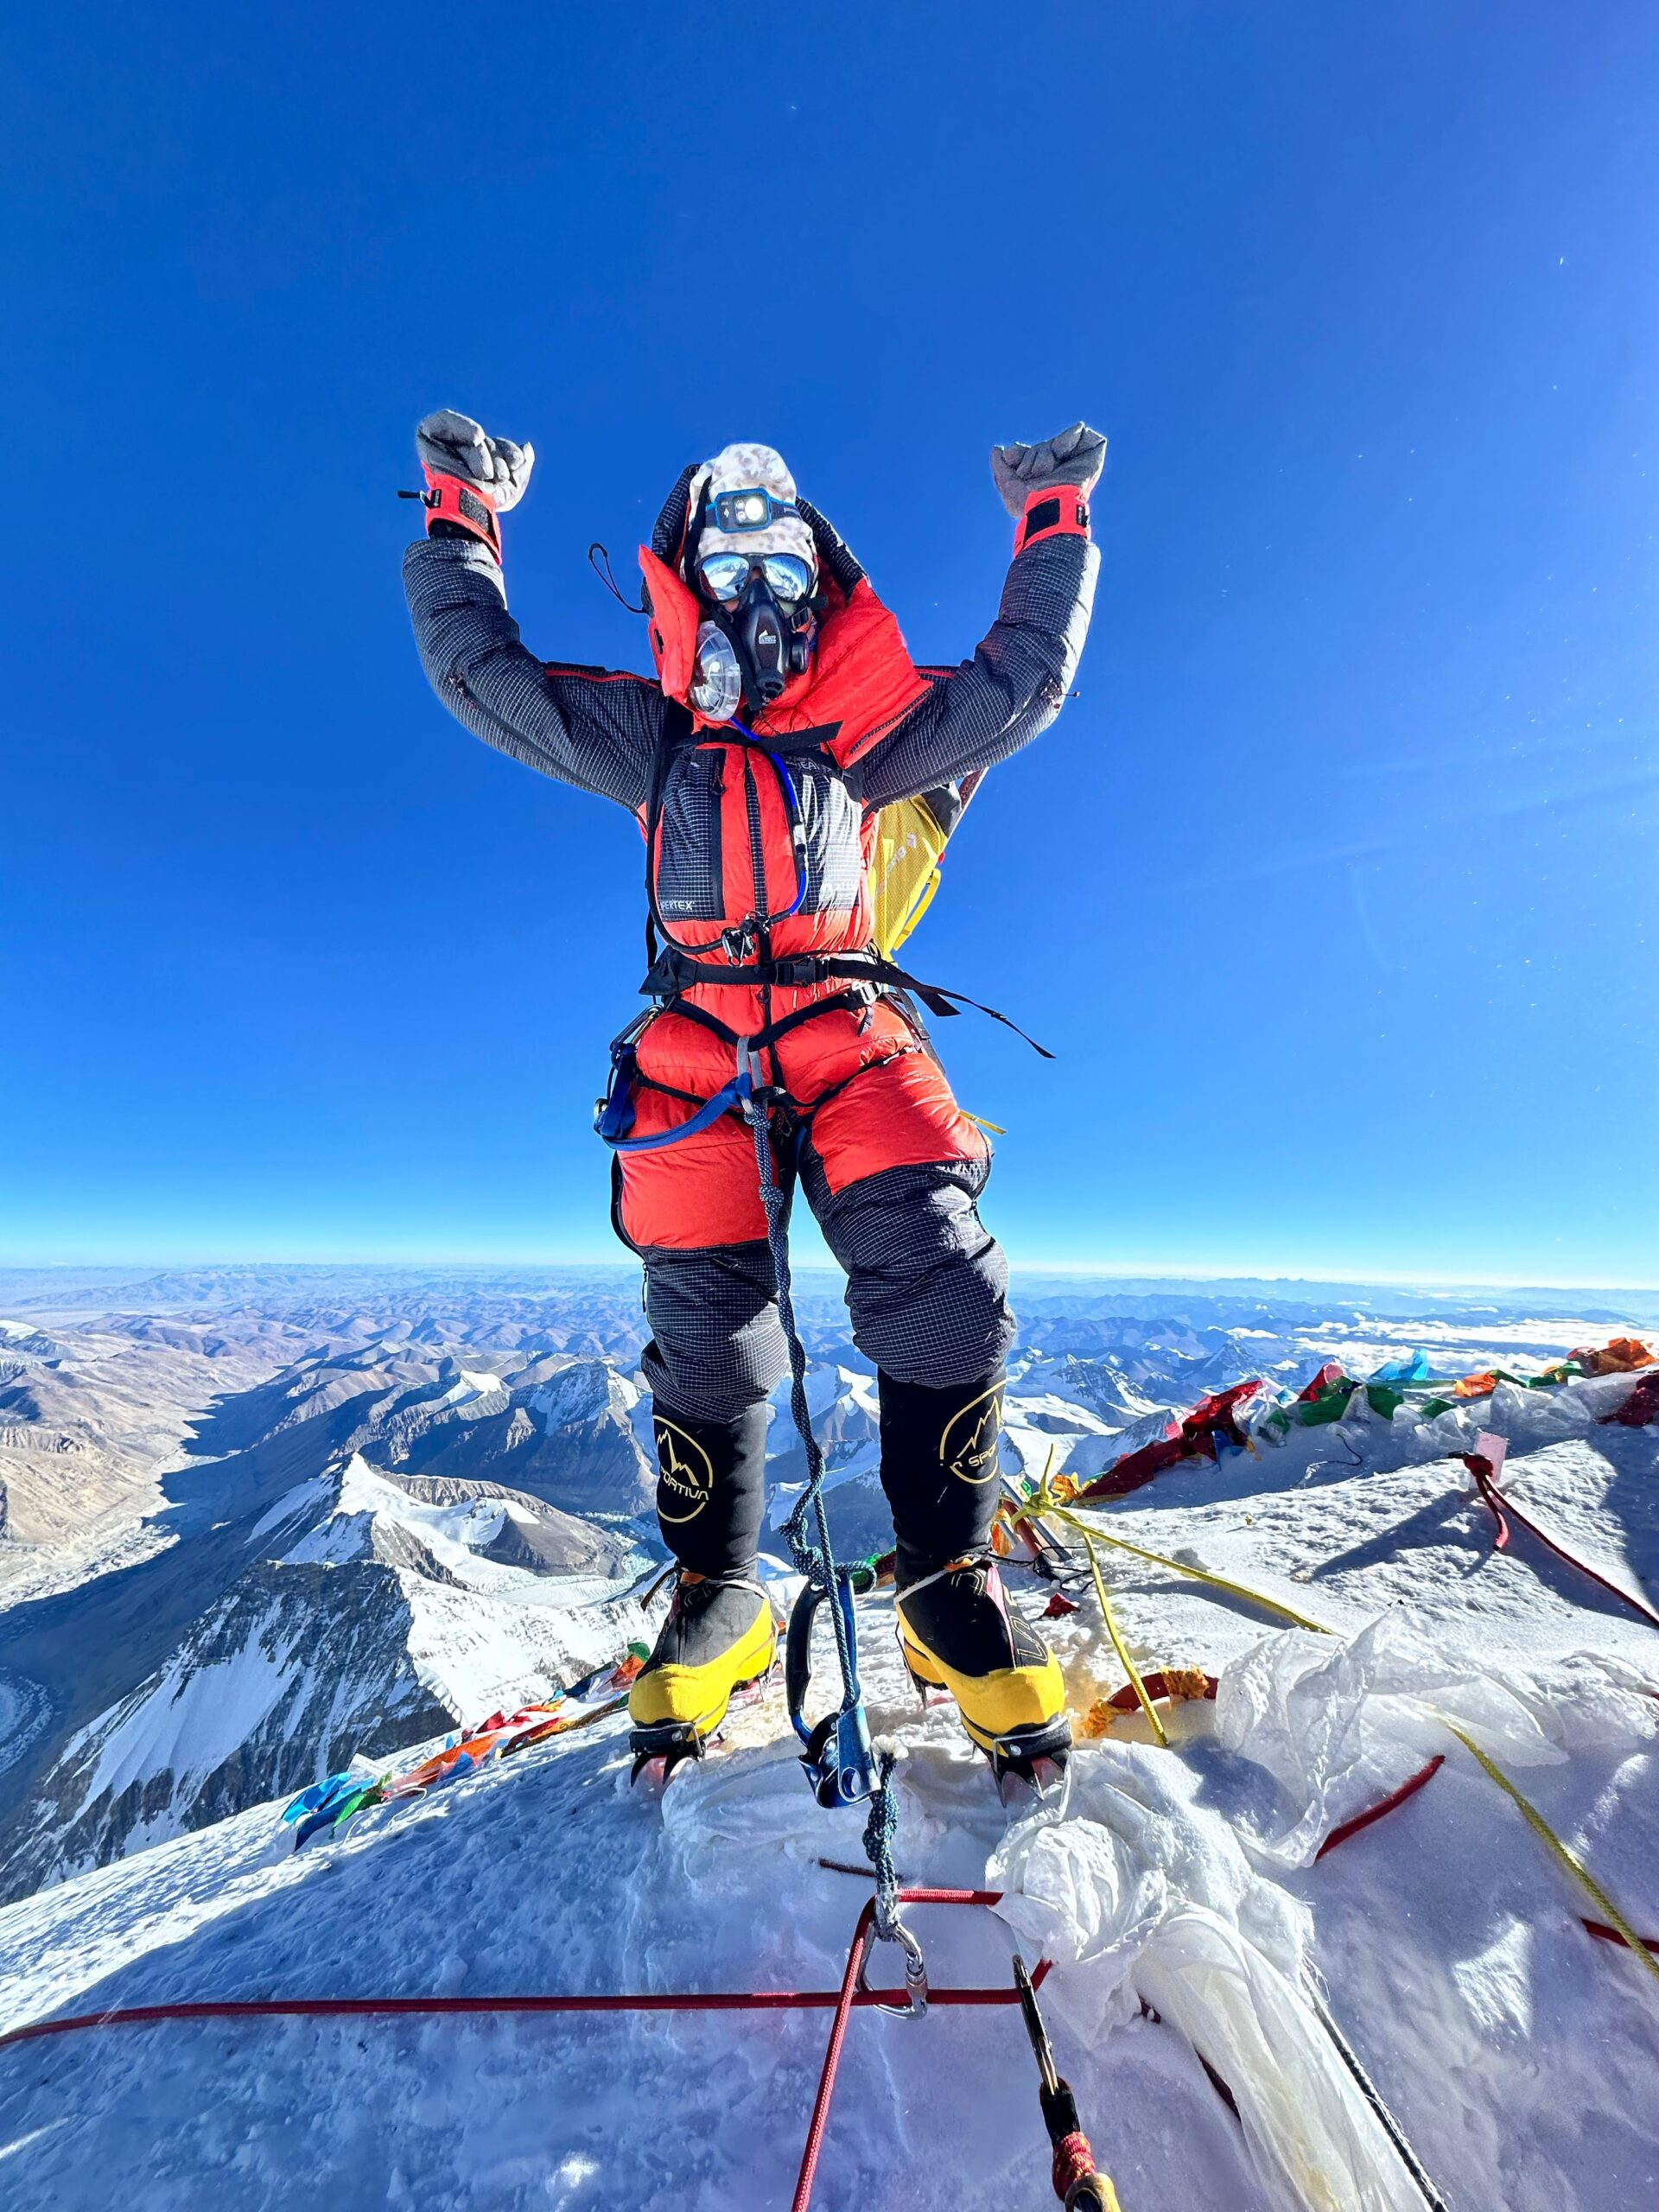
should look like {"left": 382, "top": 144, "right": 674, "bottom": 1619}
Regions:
{"left": 404, "top": 465, "right": 1097, "bottom": 1574}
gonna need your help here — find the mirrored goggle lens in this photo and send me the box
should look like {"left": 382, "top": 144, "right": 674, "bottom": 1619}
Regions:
{"left": 697, "top": 551, "right": 815, "bottom": 605}
{"left": 697, "top": 554, "right": 751, "bottom": 601}
{"left": 758, "top": 554, "right": 812, "bottom": 603}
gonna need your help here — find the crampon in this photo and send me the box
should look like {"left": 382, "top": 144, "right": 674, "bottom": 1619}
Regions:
{"left": 982, "top": 1718, "right": 1074, "bottom": 1808}
{"left": 627, "top": 1720, "right": 708, "bottom": 1789}
{"left": 627, "top": 1660, "right": 778, "bottom": 1788}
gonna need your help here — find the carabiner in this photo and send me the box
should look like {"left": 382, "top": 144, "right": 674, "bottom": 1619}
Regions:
{"left": 785, "top": 1573, "right": 877, "bottom": 1807}
{"left": 860, "top": 1913, "right": 929, "bottom": 2021}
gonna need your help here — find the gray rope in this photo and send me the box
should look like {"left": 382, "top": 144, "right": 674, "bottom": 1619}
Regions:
{"left": 861, "top": 1752, "right": 902, "bottom": 1942}
{"left": 748, "top": 1095, "right": 855, "bottom": 1691}
{"left": 746, "top": 1081, "right": 900, "bottom": 1940}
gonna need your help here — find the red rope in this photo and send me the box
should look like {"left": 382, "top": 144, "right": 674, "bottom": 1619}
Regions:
{"left": 1103, "top": 1670, "right": 1218, "bottom": 1712}
{"left": 791, "top": 1899, "right": 876, "bottom": 2212}
{"left": 0, "top": 1977, "right": 1037, "bottom": 2051}
{"left": 0, "top": 1891, "right": 1033, "bottom": 2057}
{"left": 1052, "top": 2126, "right": 1100, "bottom": 2202}
{"left": 1316, "top": 1755, "right": 1446, "bottom": 1859}
{"left": 1465, "top": 1450, "right": 1659, "bottom": 1631}
{"left": 0, "top": 1883, "right": 1039, "bottom": 2212}
{"left": 1581, "top": 1918, "right": 1659, "bottom": 1956}
{"left": 791, "top": 1888, "right": 1030, "bottom": 2212}
{"left": 0, "top": 1967, "right": 1038, "bottom": 2053}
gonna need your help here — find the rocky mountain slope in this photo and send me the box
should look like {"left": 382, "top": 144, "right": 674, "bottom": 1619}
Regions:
{"left": 0, "top": 1312, "right": 302, "bottom": 1553}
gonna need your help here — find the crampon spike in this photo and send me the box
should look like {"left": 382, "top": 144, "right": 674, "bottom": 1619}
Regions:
{"left": 990, "top": 1729, "right": 1073, "bottom": 1810}
{"left": 628, "top": 1722, "right": 708, "bottom": 1789}
{"left": 995, "top": 1755, "right": 1072, "bottom": 1813}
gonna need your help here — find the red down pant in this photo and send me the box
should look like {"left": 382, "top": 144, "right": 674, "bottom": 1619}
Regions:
{"left": 611, "top": 990, "right": 1016, "bottom": 1575}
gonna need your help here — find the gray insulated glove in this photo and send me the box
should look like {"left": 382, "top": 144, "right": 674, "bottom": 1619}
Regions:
{"left": 990, "top": 423, "right": 1106, "bottom": 517}
{"left": 416, "top": 409, "right": 535, "bottom": 511}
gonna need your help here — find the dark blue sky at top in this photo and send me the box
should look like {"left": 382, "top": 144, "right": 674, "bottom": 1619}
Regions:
{"left": 3, "top": 2, "right": 1655, "bottom": 1283}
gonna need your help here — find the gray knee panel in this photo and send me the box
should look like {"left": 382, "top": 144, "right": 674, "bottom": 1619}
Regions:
{"left": 636, "top": 1240, "right": 789, "bottom": 1424}
{"left": 803, "top": 1157, "right": 1015, "bottom": 1387}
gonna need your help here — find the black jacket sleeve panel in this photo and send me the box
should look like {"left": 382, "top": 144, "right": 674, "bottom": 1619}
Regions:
{"left": 403, "top": 536, "right": 664, "bottom": 813}
{"left": 849, "top": 532, "right": 1100, "bottom": 810}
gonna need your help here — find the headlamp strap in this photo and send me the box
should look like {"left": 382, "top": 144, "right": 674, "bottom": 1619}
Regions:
{"left": 416, "top": 467, "right": 503, "bottom": 561}
{"left": 1014, "top": 481, "right": 1090, "bottom": 555}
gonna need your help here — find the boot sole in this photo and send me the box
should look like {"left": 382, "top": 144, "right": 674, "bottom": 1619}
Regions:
{"left": 627, "top": 1654, "right": 779, "bottom": 1789}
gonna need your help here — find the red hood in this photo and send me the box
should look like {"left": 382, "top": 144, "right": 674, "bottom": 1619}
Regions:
{"left": 637, "top": 544, "right": 930, "bottom": 767}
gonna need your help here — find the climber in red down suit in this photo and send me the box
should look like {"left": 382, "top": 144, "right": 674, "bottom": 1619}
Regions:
{"left": 404, "top": 414, "right": 1101, "bottom": 1780}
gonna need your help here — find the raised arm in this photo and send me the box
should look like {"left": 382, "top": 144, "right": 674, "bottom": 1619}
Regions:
{"left": 402, "top": 410, "right": 664, "bottom": 812}
{"left": 852, "top": 425, "right": 1103, "bottom": 810}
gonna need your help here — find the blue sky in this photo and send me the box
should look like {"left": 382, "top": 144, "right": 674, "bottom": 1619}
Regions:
{"left": 3, "top": 2, "right": 1656, "bottom": 1284}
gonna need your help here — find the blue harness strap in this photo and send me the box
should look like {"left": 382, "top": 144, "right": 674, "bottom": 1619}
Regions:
{"left": 597, "top": 1068, "right": 752, "bottom": 1152}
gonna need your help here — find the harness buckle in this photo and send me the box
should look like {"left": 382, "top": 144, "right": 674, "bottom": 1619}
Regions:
{"left": 770, "top": 957, "right": 824, "bottom": 988}
{"left": 735, "top": 1036, "right": 791, "bottom": 1128}
{"left": 734, "top": 1037, "right": 761, "bottom": 1122}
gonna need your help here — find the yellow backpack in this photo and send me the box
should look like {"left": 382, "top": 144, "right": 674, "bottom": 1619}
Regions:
{"left": 869, "top": 772, "right": 983, "bottom": 960}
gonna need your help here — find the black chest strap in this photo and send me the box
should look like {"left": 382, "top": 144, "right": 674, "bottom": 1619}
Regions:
{"left": 639, "top": 947, "right": 1053, "bottom": 1058}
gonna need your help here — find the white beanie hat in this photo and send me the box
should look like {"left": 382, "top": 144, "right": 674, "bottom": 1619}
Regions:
{"left": 685, "top": 442, "right": 818, "bottom": 580}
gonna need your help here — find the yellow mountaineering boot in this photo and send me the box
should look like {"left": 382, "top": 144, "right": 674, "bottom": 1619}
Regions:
{"left": 628, "top": 1570, "right": 776, "bottom": 1780}
{"left": 896, "top": 1551, "right": 1071, "bottom": 1792}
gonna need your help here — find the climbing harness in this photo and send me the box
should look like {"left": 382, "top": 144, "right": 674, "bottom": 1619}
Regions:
{"left": 636, "top": 942, "right": 1053, "bottom": 1057}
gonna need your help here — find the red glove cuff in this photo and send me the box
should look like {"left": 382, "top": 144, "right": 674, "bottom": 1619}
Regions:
{"left": 422, "top": 466, "right": 503, "bottom": 560}
{"left": 1014, "top": 481, "right": 1090, "bottom": 555}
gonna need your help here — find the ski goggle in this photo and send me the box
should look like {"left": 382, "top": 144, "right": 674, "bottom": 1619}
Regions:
{"left": 696, "top": 550, "right": 815, "bottom": 605}
{"left": 709, "top": 487, "right": 799, "bottom": 532}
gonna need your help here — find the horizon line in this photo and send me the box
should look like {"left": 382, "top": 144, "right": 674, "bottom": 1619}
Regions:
{"left": 2, "top": 1254, "right": 1656, "bottom": 1300}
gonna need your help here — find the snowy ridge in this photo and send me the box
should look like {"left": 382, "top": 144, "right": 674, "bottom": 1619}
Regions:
{"left": 2, "top": 1351, "right": 1656, "bottom": 2209}
{"left": 0, "top": 1446, "right": 650, "bottom": 1902}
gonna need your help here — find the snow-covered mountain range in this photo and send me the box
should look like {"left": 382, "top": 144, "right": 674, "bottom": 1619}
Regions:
{"left": 1, "top": 1264, "right": 1656, "bottom": 2210}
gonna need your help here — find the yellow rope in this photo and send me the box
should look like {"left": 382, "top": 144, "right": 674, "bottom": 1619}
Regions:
{"left": 1021, "top": 1480, "right": 1336, "bottom": 1638}
{"left": 1029, "top": 1449, "right": 1167, "bottom": 1745}
{"left": 1075, "top": 1510, "right": 1169, "bottom": 1748}
{"left": 1440, "top": 1722, "right": 1659, "bottom": 1994}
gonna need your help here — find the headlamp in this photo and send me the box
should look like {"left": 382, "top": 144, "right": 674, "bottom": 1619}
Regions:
{"left": 710, "top": 487, "right": 799, "bottom": 533}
